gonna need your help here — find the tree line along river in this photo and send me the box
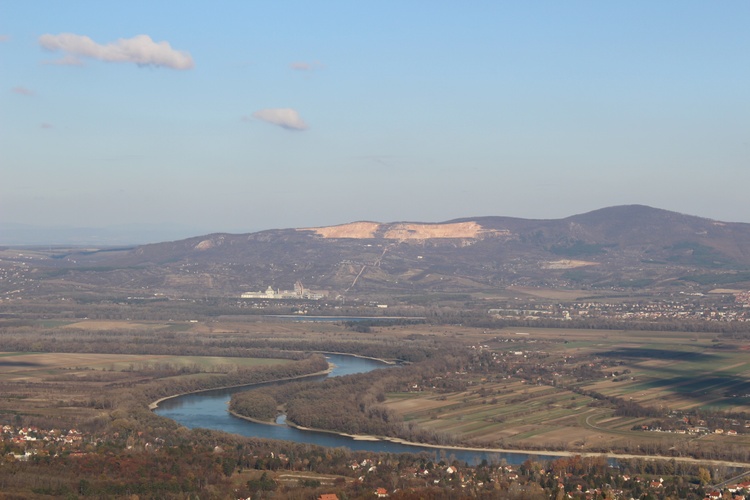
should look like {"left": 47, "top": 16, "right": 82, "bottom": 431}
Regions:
{"left": 154, "top": 353, "right": 566, "bottom": 465}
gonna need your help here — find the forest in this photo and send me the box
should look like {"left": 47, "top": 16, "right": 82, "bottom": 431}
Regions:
{"left": 231, "top": 354, "right": 467, "bottom": 445}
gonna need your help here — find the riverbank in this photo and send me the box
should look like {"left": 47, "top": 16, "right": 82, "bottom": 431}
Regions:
{"left": 283, "top": 419, "right": 382, "bottom": 442}
{"left": 230, "top": 404, "right": 750, "bottom": 466}
{"left": 314, "top": 351, "right": 399, "bottom": 365}
{"left": 273, "top": 422, "right": 750, "bottom": 467}
{"left": 148, "top": 367, "right": 333, "bottom": 410}
{"left": 150, "top": 353, "right": 395, "bottom": 410}
{"left": 228, "top": 410, "right": 285, "bottom": 427}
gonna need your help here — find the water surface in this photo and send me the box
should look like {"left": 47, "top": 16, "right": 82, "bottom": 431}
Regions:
{"left": 155, "top": 354, "right": 562, "bottom": 464}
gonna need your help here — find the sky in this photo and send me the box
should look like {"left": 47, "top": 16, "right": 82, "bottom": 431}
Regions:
{"left": 1, "top": 1, "right": 749, "bottom": 242}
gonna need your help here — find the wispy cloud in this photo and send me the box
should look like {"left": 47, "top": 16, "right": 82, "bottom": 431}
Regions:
{"left": 0, "top": 35, "right": 10, "bottom": 43}
{"left": 12, "top": 86, "right": 34, "bottom": 96}
{"left": 251, "top": 108, "right": 308, "bottom": 131}
{"left": 38, "top": 33, "right": 194, "bottom": 70}
{"left": 290, "top": 61, "right": 324, "bottom": 72}
{"left": 42, "top": 54, "right": 85, "bottom": 66}
{"left": 40, "top": 123, "right": 53, "bottom": 129}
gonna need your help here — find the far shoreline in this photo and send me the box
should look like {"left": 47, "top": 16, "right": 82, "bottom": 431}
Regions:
{"left": 150, "top": 352, "right": 396, "bottom": 410}
{"left": 148, "top": 366, "right": 334, "bottom": 410}
{"left": 264, "top": 420, "right": 750, "bottom": 468}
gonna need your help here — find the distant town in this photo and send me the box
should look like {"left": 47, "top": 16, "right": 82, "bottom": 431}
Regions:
{"left": 489, "top": 292, "right": 750, "bottom": 324}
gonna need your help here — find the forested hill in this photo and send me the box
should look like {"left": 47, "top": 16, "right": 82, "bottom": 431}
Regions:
{"left": 27, "top": 205, "right": 750, "bottom": 296}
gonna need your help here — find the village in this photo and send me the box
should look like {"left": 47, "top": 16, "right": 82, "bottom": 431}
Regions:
{"left": 7, "top": 422, "right": 749, "bottom": 499}
{"left": 490, "top": 293, "right": 750, "bottom": 324}
{"left": 2, "top": 424, "right": 92, "bottom": 460}
{"left": 233, "top": 450, "right": 750, "bottom": 500}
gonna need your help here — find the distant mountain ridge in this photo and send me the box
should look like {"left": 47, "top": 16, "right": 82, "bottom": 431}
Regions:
{"left": 16, "top": 205, "right": 750, "bottom": 296}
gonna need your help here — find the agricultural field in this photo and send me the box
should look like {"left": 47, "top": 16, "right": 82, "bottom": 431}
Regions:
{"left": 382, "top": 327, "right": 750, "bottom": 453}
{"left": 385, "top": 379, "right": 604, "bottom": 449}
{"left": 0, "top": 352, "right": 291, "bottom": 383}
{"left": 575, "top": 339, "right": 750, "bottom": 414}
{"left": 0, "top": 315, "right": 438, "bottom": 431}
{"left": 60, "top": 319, "right": 180, "bottom": 331}
{"left": 0, "top": 348, "right": 293, "bottom": 424}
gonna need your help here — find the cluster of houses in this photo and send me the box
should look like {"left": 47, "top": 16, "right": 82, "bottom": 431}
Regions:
{"left": 490, "top": 297, "right": 750, "bottom": 323}
{"left": 1, "top": 425, "right": 86, "bottom": 460}
{"left": 344, "top": 459, "right": 528, "bottom": 495}
{"left": 639, "top": 415, "right": 749, "bottom": 437}
{"left": 640, "top": 424, "right": 742, "bottom": 436}
{"left": 342, "top": 459, "right": 702, "bottom": 499}
{"left": 706, "top": 481, "right": 750, "bottom": 500}
{"left": 735, "top": 291, "right": 750, "bottom": 307}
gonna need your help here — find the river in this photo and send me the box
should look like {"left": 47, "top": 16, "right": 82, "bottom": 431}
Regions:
{"left": 154, "top": 354, "right": 564, "bottom": 465}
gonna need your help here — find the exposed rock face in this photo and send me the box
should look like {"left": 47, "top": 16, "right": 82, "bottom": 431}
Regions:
{"left": 194, "top": 239, "right": 215, "bottom": 250}
{"left": 301, "top": 221, "right": 511, "bottom": 241}
{"left": 302, "top": 222, "right": 380, "bottom": 239}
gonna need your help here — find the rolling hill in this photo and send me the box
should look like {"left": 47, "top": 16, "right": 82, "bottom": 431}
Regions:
{"left": 9, "top": 205, "right": 750, "bottom": 298}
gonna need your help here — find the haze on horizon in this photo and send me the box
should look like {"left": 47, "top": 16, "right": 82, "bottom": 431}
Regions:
{"left": 1, "top": 1, "right": 749, "bottom": 244}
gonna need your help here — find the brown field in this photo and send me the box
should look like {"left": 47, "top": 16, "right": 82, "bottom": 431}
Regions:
{"left": 0, "top": 352, "right": 165, "bottom": 381}
{"left": 0, "top": 352, "right": 290, "bottom": 383}
{"left": 385, "top": 379, "right": 605, "bottom": 448}
{"left": 0, "top": 342, "right": 294, "bottom": 424}
{"left": 61, "top": 319, "right": 176, "bottom": 331}
{"left": 506, "top": 286, "right": 602, "bottom": 301}
{"left": 383, "top": 326, "right": 750, "bottom": 452}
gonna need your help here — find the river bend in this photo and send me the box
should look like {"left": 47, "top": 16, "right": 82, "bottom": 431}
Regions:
{"left": 154, "top": 354, "right": 561, "bottom": 465}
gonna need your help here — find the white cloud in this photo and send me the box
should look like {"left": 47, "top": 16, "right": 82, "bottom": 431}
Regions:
{"left": 40, "top": 123, "right": 53, "bottom": 129}
{"left": 12, "top": 86, "right": 34, "bottom": 96}
{"left": 252, "top": 108, "right": 308, "bottom": 131}
{"left": 0, "top": 35, "right": 10, "bottom": 43}
{"left": 38, "top": 33, "right": 194, "bottom": 70}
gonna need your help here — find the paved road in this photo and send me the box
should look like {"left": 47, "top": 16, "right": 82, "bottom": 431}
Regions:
{"left": 711, "top": 469, "right": 750, "bottom": 491}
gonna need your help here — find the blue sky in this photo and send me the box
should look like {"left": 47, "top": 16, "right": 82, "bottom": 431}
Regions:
{"left": 2, "top": 1, "right": 749, "bottom": 240}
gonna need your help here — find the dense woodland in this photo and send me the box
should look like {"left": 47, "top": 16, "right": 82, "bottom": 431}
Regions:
{"left": 232, "top": 355, "right": 467, "bottom": 446}
{"left": 0, "top": 320, "right": 436, "bottom": 363}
